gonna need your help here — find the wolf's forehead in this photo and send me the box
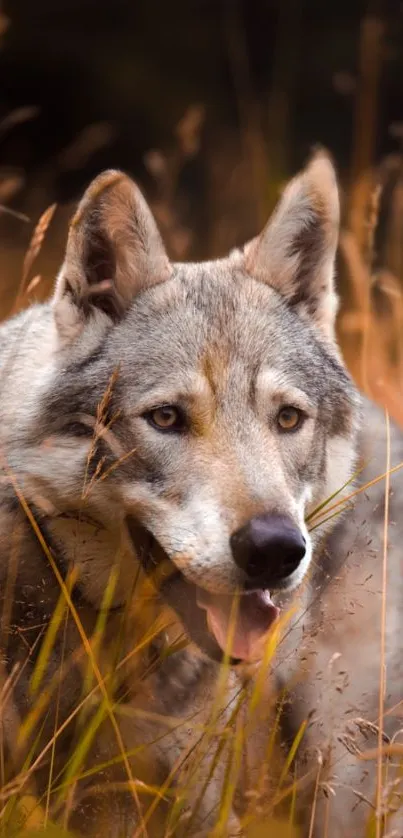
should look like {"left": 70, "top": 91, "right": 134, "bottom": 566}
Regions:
{"left": 132, "top": 268, "right": 296, "bottom": 349}
{"left": 123, "top": 270, "right": 293, "bottom": 366}
{"left": 116, "top": 267, "right": 329, "bottom": 397}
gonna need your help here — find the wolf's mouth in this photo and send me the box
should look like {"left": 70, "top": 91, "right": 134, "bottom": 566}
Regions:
{"left": 126, "top": 517, "right": 279, "bottom": 664}
{"left": 195, "top": 587, "right": 279, "bottom": 661}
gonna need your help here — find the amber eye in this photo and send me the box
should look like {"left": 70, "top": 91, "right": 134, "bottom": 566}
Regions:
{"left": 277, "top": 406, "right": 303, "bottom": 432}
{"left": 144, "top": 405, "right": 186, "bottom": 432}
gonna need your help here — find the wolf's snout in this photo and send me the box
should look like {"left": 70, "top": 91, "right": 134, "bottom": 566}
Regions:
{"left": 230, "top": 514, "right": 306, "bottom": 586}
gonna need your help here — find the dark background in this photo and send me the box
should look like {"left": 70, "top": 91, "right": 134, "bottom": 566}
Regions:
{"left": 2, "top": 1, "right": 403, "bottom": 180}
{"left": 0, "top": 0, "right": 403, "bottom": 303}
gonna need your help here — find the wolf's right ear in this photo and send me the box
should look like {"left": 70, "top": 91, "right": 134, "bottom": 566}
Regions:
{"left": 53, "top": 170, "right": 171, "bottom": 344}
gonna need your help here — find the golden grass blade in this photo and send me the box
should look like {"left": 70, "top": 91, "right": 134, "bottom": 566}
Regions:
{"left": 211, "top": 740, "right": 235, "bottom": 836}
{"left": 212, "top": 703, "right": 245, "bottom": 835}
{"left": 12, "top": 204, "right": 56, "bottom": 313}
{"left": 305, "top": 462, "right": 366, "bottom": 523}
{"left": 361, "top": 743, "right": 403, "bottom": 760}
{"left": 308, "top": 505, "right": 351, "bottom": 533}
{"left": 30, "top": 568, "right": 78, "bottom": 695}
{"left": 22, "top": 205, "right": 56, "bottom": 287}
{"left": 3, "top": 717, "right": 49, "bottom": 832}
{"left": 26, "top": 275, "right": 43, "bottom": 295}
{"left": 308, "top": 459, "right": 403, "bottom": 529}
{"left": 81, "top": 564, "right": 119, "bottom": 702}
{"left": 277, "top": 719, "right": 307, "bottom": 791}
{"left": 55, "top": 701, "right": 107, "bottom": 804}
{"left": 96, "top": 446, "right": 137, "bottom": 485}
{"left": 18, "top": 646, "right": 85, "bottom": 748}
{"left": 289, "top": 763, "right": 298, "bottom": 829}
{"left": 253, "top": 690, "right": 287, "bottom": 810}
{"left": 44, "top": 606, "right": 70, "bottom": 829}
{"left": 249, "top": 607, "right": 295, "bottom": 717}
{"left": 307, "top": 755, "right": 323, "bottom": 838}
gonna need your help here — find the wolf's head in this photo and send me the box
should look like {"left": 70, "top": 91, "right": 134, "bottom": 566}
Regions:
{"left": 24, "top": 153, "right": 359, "bottom": 662}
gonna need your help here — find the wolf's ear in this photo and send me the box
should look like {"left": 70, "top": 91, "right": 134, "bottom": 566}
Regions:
{"left": 244, "top": 152, "right": 339, "bottom": 339}
{"left": 53, "top": 170, "right": 171, "bottom": 343}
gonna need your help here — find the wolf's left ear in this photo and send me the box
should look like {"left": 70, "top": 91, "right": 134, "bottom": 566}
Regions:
{"left": 53, "top": 170, "right": 171, "bottom": 343}
{"left": 244, "top": 152, "right": 339, "bottom": 340}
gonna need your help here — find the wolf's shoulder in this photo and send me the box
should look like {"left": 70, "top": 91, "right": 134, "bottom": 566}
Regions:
{"left": 359, "top": 395, "right": 403, "bottom": 484}
{"left": 326, "top": 394, "right": 403, "bottom": 575}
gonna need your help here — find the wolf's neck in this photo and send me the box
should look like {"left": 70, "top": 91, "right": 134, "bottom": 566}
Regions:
{"left": 43, "top": 511, "right": 188, "bottom": 649}
{"left": 42, "top": 511, "right": 215, "bottom": 707}
{"left": 44, "top": 512, "right": 138, "bottom": 610}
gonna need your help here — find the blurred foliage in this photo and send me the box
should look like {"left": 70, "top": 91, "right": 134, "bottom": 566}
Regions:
{"left": 0, "top": 0, "right": 403, "bottom": 198}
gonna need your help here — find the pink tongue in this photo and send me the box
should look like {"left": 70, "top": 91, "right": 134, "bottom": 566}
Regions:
{"left": 197, "top": 589, "right": 279, "bottom": 661}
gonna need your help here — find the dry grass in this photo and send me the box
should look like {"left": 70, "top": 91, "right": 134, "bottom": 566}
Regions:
{"left": 1, "top": 37, "right": 403, "bottom": 832}
{"left": 0, "top": 181, "right": 400, "bottom": 837}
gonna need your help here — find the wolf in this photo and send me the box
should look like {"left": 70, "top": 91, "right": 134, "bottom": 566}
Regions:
{"left": 0, "top": 151, "right": 402, "bottom": 837}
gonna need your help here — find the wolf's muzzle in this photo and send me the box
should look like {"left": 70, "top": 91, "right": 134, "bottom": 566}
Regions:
{"left": 230, "top": 513, "right": 306, "bottom": 589}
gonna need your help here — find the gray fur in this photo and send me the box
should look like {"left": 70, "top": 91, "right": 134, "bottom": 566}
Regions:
{"left": 0, "top": 154, "right": 401, "bottom": 836}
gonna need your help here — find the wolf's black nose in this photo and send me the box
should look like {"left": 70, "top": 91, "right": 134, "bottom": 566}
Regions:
{"left": 230, "top": 514, "right": 306, "bottom": 586}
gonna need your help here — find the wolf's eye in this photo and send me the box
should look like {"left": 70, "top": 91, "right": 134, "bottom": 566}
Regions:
{"left": 277, "top": 406, "right": 303, "bottom": 432}
{"left": 144, "top": 405, "right": 186, "bottom": 432}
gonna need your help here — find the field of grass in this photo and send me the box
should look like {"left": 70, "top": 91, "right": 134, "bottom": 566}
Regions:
{"left": 0, "top": 160, "right": 401, "bottom": 838}
{"left": 1, "top": 12, "right": 403, "bottom": 835}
